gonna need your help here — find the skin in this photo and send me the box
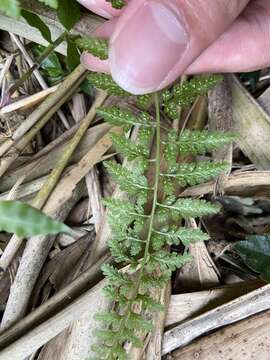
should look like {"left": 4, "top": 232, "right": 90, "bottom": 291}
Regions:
{"left": 77, "top": 0, "right": 270, "bottom": 95}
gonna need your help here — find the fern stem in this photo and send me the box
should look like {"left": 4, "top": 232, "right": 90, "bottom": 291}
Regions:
{"left": 140, "top": 92, "right": 161, "bottom": 268}
{"left": 105, "top": 94, "right": 161, "bottom": 359}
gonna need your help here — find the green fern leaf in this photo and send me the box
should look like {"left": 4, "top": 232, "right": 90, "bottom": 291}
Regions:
{"left": 119, "top": 329, "right": 144, "bottom": 348}
{"left": 137, "top": 94, "right": 153, "bottom": 109}
{"left": 153, "top": 226, "right": 209, "bottom": 246}
{"left": 178, "top": 130, "right": 236, "bottom": 155}
{"left": 75, "top": 36, "right": 108, "bottom": 60}
{"left": 164, "top": 130, "right": 178, "bottom": 171}
{"left": 111, "top": 133, "right": 149, "bottom": 160}
{"left": 97, "top": 106, "right": 152, "bottom": 129}
{"left": 94, "top": 311, "right": 121, "bottom": 326}
{"left": 105, "top": 162, "right": 150, "bottom": 199}
{"left": 173, "top": 75, "right": 223, "bottom": 102}
{"left": 141, "top": 272, "right": 171, "bottom": 290}
{"left": 127, "top": 312, "right": 153, "bottom": 332}
{"left": 164, "top": 101, "right": 180, "bottom": 120}
{"left": 0, "top": 200, "right": 71, "bottom": 237}
{"left": 94, "top": 329, "right": 116, "bottom": 343}
{"left": 163, "top": 161, "right": 229, "bottom": 186}
{"left": 102, "top": 264, "right": 131, "bottom": 287}
{"left": 88, "top": 73, "right": 130, "bottom": 96}
{"left": 159, "top": 198, "right": 221, "bottom": 218}
{"left": 137, "top": 294, "right": 164, "bottom": 312}
{"left": 109, "top": 238, "right": 130, "bottom": 263}
{"left": 164, "top": 75, "right": 223, "bottom": 119}
{"left": 104, "top": 198, "right": 144, "bottom": 226}
{"left": 147, "top": 251, "right": 192, "bottom": 272}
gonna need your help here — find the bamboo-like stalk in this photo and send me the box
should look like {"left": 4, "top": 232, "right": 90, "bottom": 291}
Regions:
{"left": 8, "top": 31, "right": 68, "bottom": 97}
{"left": 9, "top": 33, "right": 70, "bottom": 129}
{"left": 0, "top": 254, "right": 110, "bottom": 348}
{"left": 0, "top": 64, "right": 87, "bottom": 159}
{"left": 0, "top": 91, "right": 107, "bottom": 273}
{"left": 0, "top": 86, "right": 59, "bottom": 114}
{"left": 0, "top": 65, "right": 87, "bottom": 178}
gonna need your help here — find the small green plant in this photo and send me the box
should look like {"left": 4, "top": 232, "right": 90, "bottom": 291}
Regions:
{"left": 235, "top": 235, "right": 270, "bottom": 282}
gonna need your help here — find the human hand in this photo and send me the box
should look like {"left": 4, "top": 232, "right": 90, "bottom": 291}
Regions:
{"left": 77, "top": 0, "right": 270, "bottom": 94}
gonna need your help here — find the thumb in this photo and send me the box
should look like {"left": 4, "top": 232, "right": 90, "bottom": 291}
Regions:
{"left": 109, "top": 0, "right": 250, "bottom": 94}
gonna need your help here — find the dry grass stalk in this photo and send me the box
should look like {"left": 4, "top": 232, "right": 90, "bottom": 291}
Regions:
{"left": 0, "top": 64, "right": 87, "bottom": 160}
{"left": 169, "top": 310, "right": 270, "bottom": 360}
{"left": 9, "top": 33, "right": 70, "bottom": 129}
{"left": 0, "top": 92, "right": 107, "bottom": 273}
{"left": 162, "top": 284, "right": 270, "bottom": 355}
{"left": 0, "top": 280, "right": 106, "bottom": 360}
{"left": 0, "top": 86, "right": 59, "bottom": 114}
{"left": 1, "top": 125, "right": 117, "bottom": 330}
{"left": 208, "top": 75, "right": 233, "bottom": 195}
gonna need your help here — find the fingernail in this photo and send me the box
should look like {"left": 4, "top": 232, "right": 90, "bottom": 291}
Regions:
{"left": 81, "top": 52, "right": 110, "bottom": 73}
{"left": 77, "top": 0, "right": 117, "bottom": 19}
{"left": 109, "top": 1, "right": 189, "bottom": 94}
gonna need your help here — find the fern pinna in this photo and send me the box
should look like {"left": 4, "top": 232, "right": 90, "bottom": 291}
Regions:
{"left": 78, "top": 35, "right": 235, "bottom": 360}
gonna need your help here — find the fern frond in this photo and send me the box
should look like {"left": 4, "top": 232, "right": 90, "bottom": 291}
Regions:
{"left": 105, "top": 162, "right": 150, "bottom": 199}
{"left": 173, "top": 75, "right": 223, "bottom": 102}
{"left": 164, "top": 130, "right": 178, "bottom": 171}
{"left": 90, "top": 76, "right": 232, "bottom": 359}
{"left": 109, "top": 238, "right": 131, "bottom": 263}
{"left": 127, "top": 312, "right": 154, "bottom": 332}
{"left": 119, "top": 329, "right": 143, "bottom": 348}
{"left": 102, "top": 264, "right": 131, "bottom": 287}
{"left": 94, "top": 329, "right": 116, "bottom": 344}
{"left": 97, "top": 106, "right": 152, "bottom": 129}
{"left": 137, "top": 94, "right": 153, "bottom": 109}
{"left": 110, "top": 133, "right": 149, "bottom": 160}
{"left": 141, "top": 271, "right": 171, "bottom": 290}
{"left": 147, "top": 251, "right": 192, "bottom": 272}
{"left": 94, "top": 311, "right": 122, "bottom": 326}
{"left": 104, "top": 198, "right": 146, "bottom": 233}
{"left": 159, "top": 198, "right": 220, "bottom": 218}
{"left": 75, "top": 36, "right": 108, "bottom": 60}
{"left": 162, "top": 161, "right": 229, "bottom": 186}
{"left": 164, "top": 75, "right": 223, "bottom": 119}
{"left": 153, "top": 226, "right": 209, "bottom": 246}
{"left": 178, "top": 130, "right": 236, "bottom": 155}
{"left": 137, "top": 294, "right": 164, "bottom": 312}
{"left": 88, "top": 73, "right": 130, "bottom": 96}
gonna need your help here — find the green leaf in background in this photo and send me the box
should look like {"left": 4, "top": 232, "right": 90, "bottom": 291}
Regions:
{"left": 0, "top": 200, "right": 71, "bottom": 237}
{"left": 235, "top": 235, "right": 270, "bottom": 282}
{"left": 21, "top": 9, "right": 52, "bottom": 43}
{"left": 37, "top": 0, "right": 58, "bottom": 9}
{"left": 0, "top": 0, "right": 20, "bottom": 18}
{"left": 67, "top": 38, "right": 80, "bottom": 71}
{"left": 57, "top": 0, "right": 80, "bottom": 30}
{"left": 31, "top": 45, "right": 63, "bottom": 83}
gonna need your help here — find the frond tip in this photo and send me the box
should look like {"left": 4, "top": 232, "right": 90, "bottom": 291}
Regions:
{"left": 178, "top": 130, "right": 237, "bottom": 155}
{"left": 162, "top": 161, "right": 229, "bottom": 186}
{"left": 158, "top": 198, "right": 221, "bottom": 219}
